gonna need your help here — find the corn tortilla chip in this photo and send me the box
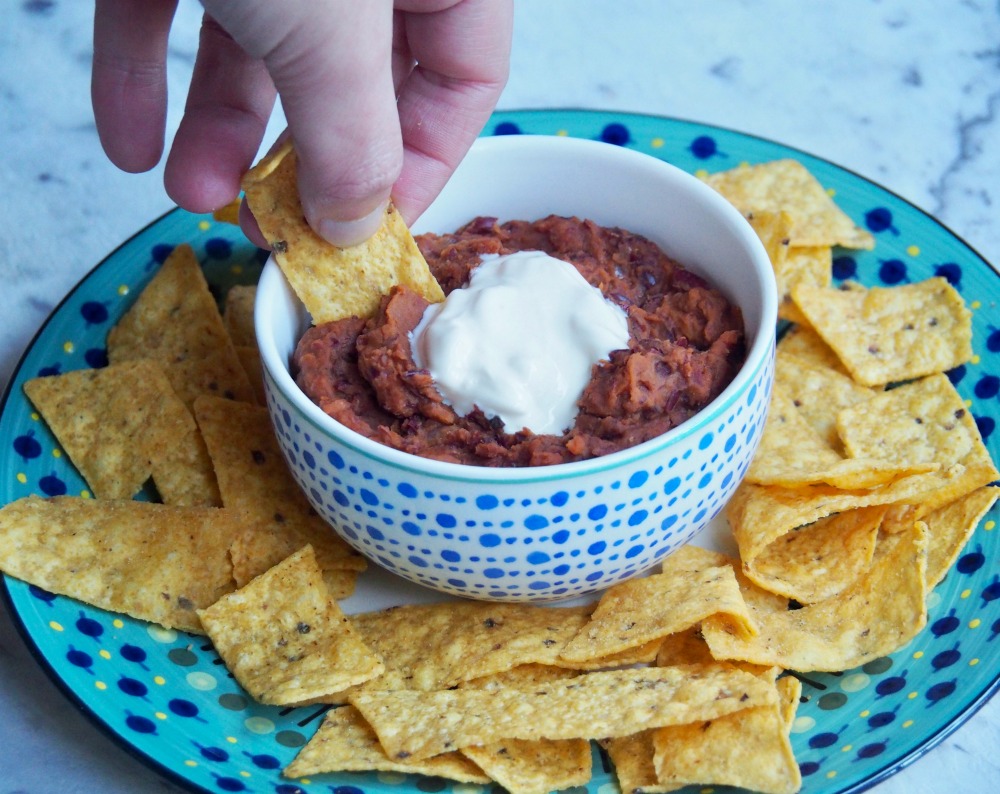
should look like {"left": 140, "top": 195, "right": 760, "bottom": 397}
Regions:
{"left": 777, "top": 322, "right": 848, "bottom": 375}
{"left": 197, "top": 546, "right": 382, "bottom": 705}
{"left": 774, "top": 349, "right": 877, "bottom": 450}
{"left": 242, "top": 142, "right": 444, "bottom": 323}
{"left": 223, "top": 284, "right": 258, "bottom": 348}
{"left": 107, "top": 243, "right": 256, "bottom": 405}
{"left": 743, "top": 506, "right": 885, "bottom": 603}
{"left": 212, "top": 197, "right": 242, "bottom": 225}
{"left": 777, "top": 246, "right": 832, "bottom": 324}
{"left": 349, "top": 665, "right": 779, "bottom": 761}
{"left": 559, "top": 545, "right": 755, "bottom": 664}
{"left": 24, "top": 360, "right": 219, "bottom": 505}
{"left": 746, "top": 384, "right": 931, "bottom": 488}
{"left": 461, "top": 738, "right": 592, "bottom": 794}
{"left": 919, "top": 485, "right": 999, "bottom": 589}
{"left": 193, "top": 395, "right": 365, "bottom": 573}
{"left": 791, "top": 278, "right": 973, "bottom": 387}
{"left": 341, "top": 602, "right": 592, "bottom": 696}
{"left": 604, "top": 670, "right": 797, "bottom": 794}
{"left": 0, "top": 495, "right": 241, "bottom": 633}
{"left": 284, "top": 704, "right": 490, "bottom": 783}
{"left": 649, "top": 674, "right": 801, "bottom": 794}
{"left": 701, "top": 159, "right": 874, "bottom": 249}
{"left": 702, "top": 523, "right": 928, "bottom": 671}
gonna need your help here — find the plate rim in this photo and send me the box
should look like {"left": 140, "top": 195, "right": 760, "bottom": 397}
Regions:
{"left": 2, "top": 107, "right": 999, "bottom": 794}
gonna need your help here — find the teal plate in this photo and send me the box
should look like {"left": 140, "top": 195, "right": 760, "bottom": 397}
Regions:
{"left": 2, "top": 110, "right": 999, "bottom": 794}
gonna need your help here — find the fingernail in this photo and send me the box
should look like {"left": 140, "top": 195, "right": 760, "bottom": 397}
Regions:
{"left": 316, "top": 201, "right": 388, "bottom": 248}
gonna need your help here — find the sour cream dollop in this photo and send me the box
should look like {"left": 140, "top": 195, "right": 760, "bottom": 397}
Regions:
{"left": 410, "top": 250, "right": 630, "bottom": 435}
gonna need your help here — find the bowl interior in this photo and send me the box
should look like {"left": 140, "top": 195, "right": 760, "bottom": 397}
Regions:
{"left": 256, "top": 134, "right": 776, "bottom": 477}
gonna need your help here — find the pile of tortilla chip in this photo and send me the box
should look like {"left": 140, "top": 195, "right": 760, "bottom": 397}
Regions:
{"left": 2, "top": 152, "right": 998, "bottom": 794}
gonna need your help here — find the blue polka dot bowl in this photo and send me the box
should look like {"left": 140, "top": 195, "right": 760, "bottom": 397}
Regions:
{"left": 256, "top": 134, "right": 777, "bottom": 601}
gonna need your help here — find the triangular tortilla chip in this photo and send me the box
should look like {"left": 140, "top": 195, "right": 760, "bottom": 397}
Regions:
{"left": 242, "top": 141, "right": 443, "bottom": 323}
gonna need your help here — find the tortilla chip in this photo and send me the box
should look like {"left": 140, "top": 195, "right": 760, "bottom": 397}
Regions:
{"left": 349, "top": 665, "right": 779, "bottom": 762}
{"left": 558, "top": 545, "right": 755, "bottom": 664}
{"left": 192, "top": 395, "right": 365, "bottom": 573}
{"left": 777, "top": 322, "right": 848, "bottom": 375}
{"left": 23, "top": 360, "right": 219, "bottom": 505}
{"left": 744, "top": 506, "right": 886, "bottom": 603}
{"left": 702, "top": 523, "right": 928, "bottom": 671}
{"left": 284, "top": 704, "right": 490, "bottom": 783}
{"left": 223, "top": 284, "right": 258, "bottom": 348}
{"left": 0, "top": 495, "right": 241, "bottom": 633}
{"left": 461, "top": 738, "right": 592, "bottom": 794}
{"left": 919, "top": 485, "right": 999, "bottom": 589}
{"left": 212, "top": 197, "right": 242, "bottom": 225}
{"left": 241, "top": 142, "right": 444, "bottom": 323}
{"left": 234, "top": 345, "right": 266, "bottom": 405}
{"left": 107, "top": 243, "right": 256, "bottom": 405}
{"left": 774, "top": 350, "right": 878, "bottom": 450}
{"left": 777, "top": 246, "right": 832, "bottom": 324}
{"left": 459, "top": 665, "right": 593, "bottom": 794}
{"left": 601, "top": 677, "right": 802, "bottom": 794}
{"left": 197, "top": 546, "right": 382, "bottom": 705}
{"left": 791, "top": 278, "right": 973, "bottom": 386}
{"left": 701, "top": 159, "right": 874, "bottom": 249}
{"left": 727, "top": 460, "right": 976, "bottom": 567}
{"left": 649, "top": 674, "right": 801, "bottom": 794}
{"left": 746, "top": 385, "right": 931, "bottom": 488}
{"left": 838, "top": 373, "right": 978, "bottom": 468}
{"left": 343, "top": 602, "right": 592, "bottom": 695}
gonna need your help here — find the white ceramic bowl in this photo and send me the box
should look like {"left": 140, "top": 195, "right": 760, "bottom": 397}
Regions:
{"left": 256, "top": 134, "right": 776, "bottom": 601}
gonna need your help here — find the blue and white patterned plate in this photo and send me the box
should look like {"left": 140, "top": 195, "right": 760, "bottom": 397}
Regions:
{"left": 2, "top": 110, "right": 998, "bottom": 794}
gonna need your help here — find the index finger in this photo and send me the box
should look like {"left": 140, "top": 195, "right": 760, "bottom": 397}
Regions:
{"left": 392, "top": 0, "right": 513, "bottom": 223}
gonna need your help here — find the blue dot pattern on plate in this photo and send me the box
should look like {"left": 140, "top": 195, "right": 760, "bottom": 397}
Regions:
{"left": 0, "top": 110, "right": 998, "bottom": 794}
{"left": 264, "top": 344, "right": 772, "bottom": 602}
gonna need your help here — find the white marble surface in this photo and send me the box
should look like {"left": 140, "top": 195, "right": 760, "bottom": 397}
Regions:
{"left": 1, "top": 0, "right": 999, "bottom": 791}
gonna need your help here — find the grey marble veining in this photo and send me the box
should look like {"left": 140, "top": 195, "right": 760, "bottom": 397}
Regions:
{"left": 1, "top": 0, "right": 999, "bottom": 791}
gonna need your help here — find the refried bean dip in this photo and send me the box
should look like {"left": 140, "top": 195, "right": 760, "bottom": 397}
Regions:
{"left": 292, "top": 215, "right": 746, "bottom": 467}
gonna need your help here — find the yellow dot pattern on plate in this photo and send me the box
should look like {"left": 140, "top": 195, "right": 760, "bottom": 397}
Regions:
{"left": 95, "top": 681, "right": 107, "bottom": 691}
{"left": 154, "top": 676, "right": 166, "bottom": 685}
{"left": 970, "top": 618, "right": 981, "bottom": 629}
{"left": 651, "top": 137, "right": 665, "bottom": 148}
{"left": 226, "top": 736, "right": 238, "bottom": 744}
{"left": 913, "top": 650, "right": 924, "bottom": 659}
{"left": 147, "top": 626, "right": 178, "bottom": 643}
{"left": 16, "top": 473, "right": 26, "bottom": 484}
{"left": 859, "top": 709, "right": 871, "bottom": 718}
{"left": 118, "top": 284, "right": 130, "bottom": 296}
{"left": 841, "top": 744, "right": 853, "bottom": 753}
{"left": 903, "top": 719, "right": 914, "bottom": 728}
{"left": 908, "top": 691, "right": 919, "bottom": 699}
{"left": 113, "top": 619, "right": 124, "bottom": 629}
{"left": 985, "top": 519, "right": 995, "bottom": 531}
{"left": 62, "top": 341, "right": 74, "bottom": 354}
{"left": 198, "top": 220, "right": 211, "bottom": 231}
{"left": 52, "top": 449, "right": 62, "bottom": 459}
{"left": 826, "top": 770, "right": 838, "bottom": 779}
{"left": 378, "top": 772, "right": 407, "bottom": 785}
{"left": 99, "top": 649, "right": 111, "bottom": 660}
{"left": 841, "top": 673, "right": 870, "bottom": 692}
{"left": 961, "top": 588, "right": 973, "bottom": 599}
{"left": 184, "top": 760, "right": 198, "bottom": 768}
{"left": 239, "top": 771, "right": 251, "bottom": 778}
{"left": 970, "top": 658, "right": 980, "bottom": 666}
{"left": 556, "top": 129, "right": 569, "bottom": 137}
{"left": 907, "top": 245, "right": 920, "bottom": 256}
{"left": 49, "top": 621, "right": 63, "bottom": 632}
{"left": 155, "top": 712, "right": 168, "bottom": 720}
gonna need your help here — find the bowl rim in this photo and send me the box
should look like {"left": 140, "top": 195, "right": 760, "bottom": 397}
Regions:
{"left": 256, "top": 134, "right": 777, "bottom": 484}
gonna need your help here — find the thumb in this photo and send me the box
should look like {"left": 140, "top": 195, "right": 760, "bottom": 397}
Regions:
{"left": 205, "top": 0, "right": 402, "bottom": 247}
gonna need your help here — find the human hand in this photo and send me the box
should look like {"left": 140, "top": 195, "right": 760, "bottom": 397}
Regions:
{"left": 91, "top": 0, "right": 512, "bottom": 247}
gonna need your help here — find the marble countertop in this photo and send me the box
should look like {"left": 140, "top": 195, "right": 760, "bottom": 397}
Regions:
{"left": 1, "top": 0, "right": 998, "bottom": 791}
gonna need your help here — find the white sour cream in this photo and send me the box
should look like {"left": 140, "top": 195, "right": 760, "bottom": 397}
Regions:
{"left": 410, "top": 250, "right": 630, "bottom": 435}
